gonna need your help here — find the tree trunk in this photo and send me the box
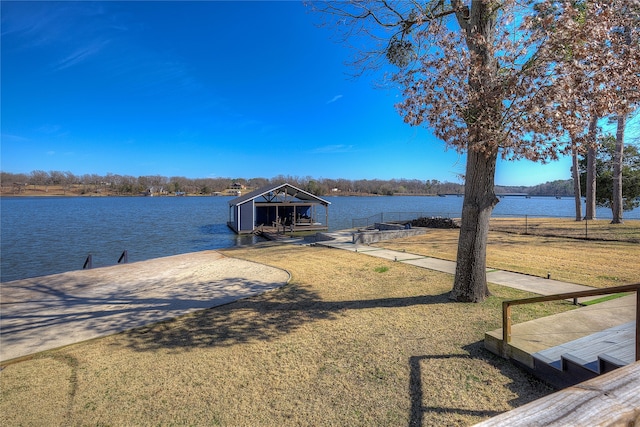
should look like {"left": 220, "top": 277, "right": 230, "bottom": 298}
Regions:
{"left": 611, "top": 114, "right": 625, "bottom": 224}
{"left": 585, "top": 116, "right": 598, "bottom": 220}
{"left": 571, "top": 144, "right": 582, "bottom": 221}
{"left": 451, "top": 149, "right": 498, "bottom": 302}
{"left": 449, "top": 0, "right": 499, "bottom": 302}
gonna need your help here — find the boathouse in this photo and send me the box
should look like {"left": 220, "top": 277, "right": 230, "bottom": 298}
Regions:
{"left": 227, "top": 182, "right": 330, "bottom": 234}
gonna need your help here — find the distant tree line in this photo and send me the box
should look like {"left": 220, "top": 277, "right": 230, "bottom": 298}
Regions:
{"left": 496, "top": 180, "right": 575, "bottom": 197}
{"left": 0, "top": 170, "right": 575, "bottom": 197}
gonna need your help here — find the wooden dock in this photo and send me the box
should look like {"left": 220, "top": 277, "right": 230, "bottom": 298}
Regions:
{"left": 255, "top": 224, "right": 328, "bottom": 241}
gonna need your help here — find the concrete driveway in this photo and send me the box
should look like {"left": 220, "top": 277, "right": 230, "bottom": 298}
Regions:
{"left": 0, "top": 251, "right": 290, "bottom": 362}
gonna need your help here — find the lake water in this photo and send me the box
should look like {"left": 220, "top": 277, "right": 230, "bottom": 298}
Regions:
{"left": 1, "top": 195, "right": 638, "bottom": 282}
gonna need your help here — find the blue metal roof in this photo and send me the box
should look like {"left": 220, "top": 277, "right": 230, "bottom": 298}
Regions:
{"left": 228, "top": 182, "right": 331, "bottom": 206}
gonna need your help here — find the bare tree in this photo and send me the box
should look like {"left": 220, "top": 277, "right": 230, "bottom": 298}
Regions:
{"left": 585, "top": 117, "right": 598, "bottom": 220}
{"left": 30, "top": 170, "right": 50, "bottom": 192}
{"left": 537, "top": 1, "right": 640, "bottom": 222}
{"left": 610, "top": 14, "right": 640, "bottom": 223}
{"left": 311, "top": 1, "right": 564, "bottom": 301}
{"left": 48, "top": 170, "right": 65, "bottom": 186}
{"left": 311, "top": 0, "right": 639, "bottom": 301}
{"left": 62, "top": 171, "right": 76, "bottom": 195}
{"left": 612, "top": 115, "right": 625, "bottom": 223}
{"left": 611, "top": 109, "right": 639, "bottom": 224}
{"left": 571, "top": 142, "right": 582, "bottom": 221}
{"left": 247, "top": 177, "right": 269, "bottom": 189}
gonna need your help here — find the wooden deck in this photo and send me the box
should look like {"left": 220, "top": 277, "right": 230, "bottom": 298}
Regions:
{"left": 227, "top": 222, "right": 328, "bottom": 235}
{"left": 474, "top": 361, "right": 640, "bottom": 426}
{"left": 256, "top": 223, "right": 328, "bottom": 240}
{"left": 484, "top": 293, "right": 637, "bottom": 389}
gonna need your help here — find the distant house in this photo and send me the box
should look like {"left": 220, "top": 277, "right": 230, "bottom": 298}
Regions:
{"left": 230, "top": 182, "right": 245, "bottom": 190}
{"left": 227, "top": 182, "right": 330, "bottom": 234}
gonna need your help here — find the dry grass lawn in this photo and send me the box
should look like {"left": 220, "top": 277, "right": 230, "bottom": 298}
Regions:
{"left": 0, "top": 237, "right": 623, "bottom": 426}
{"left": 377, "top": 223, "right": 640, "bottom": 288}
{"left": 489, "top": 217, "right": 640, "bottom": 242}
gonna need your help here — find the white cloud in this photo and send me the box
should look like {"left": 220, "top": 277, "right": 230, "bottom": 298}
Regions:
{"left": 51, "top": 39, "right": 110, "bottom": 71}
{"left": 37, "top": 124, "right": 62, "bottom": 134}
{"left": 310, "top": 144, "right": 354, "bottom": 154}
{"left": 326, "top": 94, "right": 343, "bottom": 104}
{"left": 1, "top": 133, "right": 31, "bottom": 143}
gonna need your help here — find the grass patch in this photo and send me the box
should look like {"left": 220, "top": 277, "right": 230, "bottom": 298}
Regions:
{"left": 0, "top": 240, "right": 608, "bottom": 426}
{"left": 580, "top": 292, "right": 631, "bottom": 306}
{"left": 374, "top": 266, "right": 390, "bottom": 273}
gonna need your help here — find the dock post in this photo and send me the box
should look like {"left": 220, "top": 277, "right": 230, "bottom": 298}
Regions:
{"left": 83, "top": 254, "right": 93, "bottom": 269}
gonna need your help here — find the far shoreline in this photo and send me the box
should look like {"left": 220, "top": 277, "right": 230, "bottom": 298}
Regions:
{"left": 0, "top": 189, "right": 450, "bottom": 198}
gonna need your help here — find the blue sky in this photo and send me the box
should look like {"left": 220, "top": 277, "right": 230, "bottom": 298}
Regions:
{"left": 1, "top": 1, "right": 578, "bottom": 186}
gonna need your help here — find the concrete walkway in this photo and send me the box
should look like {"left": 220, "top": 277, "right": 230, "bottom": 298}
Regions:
{"left": 315, "top": 230, "right": 597, "bottom": 299}
{"left": 0, "top": 251, "right": 290, "bottom": 363}
{"left": 315, "top": 230, "right": 637, "bottom": 365}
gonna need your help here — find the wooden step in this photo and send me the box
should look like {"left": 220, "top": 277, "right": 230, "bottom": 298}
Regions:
{"left": 562, "top": 336, "right": 634, "bottom": 375}
{"left": 532, "top": 322, "right": 634, "bottom": 373}
{"left": 560, "top": 353, "right": 601, "bottom": 383}
{"left": 529, "top": 323, "right": 635, "bottom": 388}
{"left": 599, "top": 352, "right": 631, "bottom": 374}
{"left": 484, "top": 294, "right": 636, "bottom": 389}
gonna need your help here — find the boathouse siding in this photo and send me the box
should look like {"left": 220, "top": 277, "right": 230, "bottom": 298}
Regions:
{"left": 227, "top": 183, "right": 330, "bottom": 234}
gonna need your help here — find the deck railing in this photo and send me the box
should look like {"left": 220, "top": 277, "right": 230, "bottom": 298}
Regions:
{"left": 501, "top": 283, "right": 640, "bottom": 361}
{"left": 474, "top": 360, "right": 640, "bottom": 426}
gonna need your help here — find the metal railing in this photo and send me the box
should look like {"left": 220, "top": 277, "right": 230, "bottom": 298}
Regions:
{"left": 83, "top": 254, "right": 93, "bottom": 269}
{"left": 490, "top": 215, "right": 640, "bottom": 242}
{"left": 350, "top": 212, "right": 639, "bottom": 241}
{"left": 117, "top": 250, "right": 129, "bottom": 264}
{"left": 82, "top": 250, "right": 129, "bottom": 270}
{"left": 501, "top": 283, "right": 640, "bottom": 361}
